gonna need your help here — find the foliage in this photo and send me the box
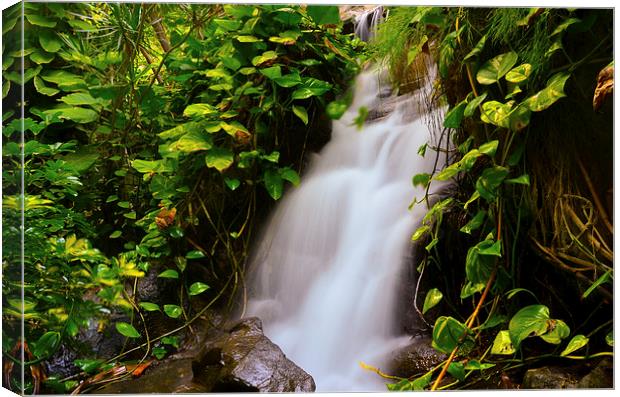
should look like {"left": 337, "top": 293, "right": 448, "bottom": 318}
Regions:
{"left": 2, "top": 3, "right": 360, "bottom": 393}
{"left": 372, "top": 6, "right": 613, "bottom": 391}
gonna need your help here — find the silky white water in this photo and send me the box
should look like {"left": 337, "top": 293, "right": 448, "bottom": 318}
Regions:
{"left": 246, "top": 62, "right": 446, "bottom": 391}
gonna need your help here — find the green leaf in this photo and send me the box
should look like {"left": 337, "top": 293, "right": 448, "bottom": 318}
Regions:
{"left": 279, "top": 167, "right": 300, "bottom": 186}
{"left": 236, "top": 35, "right": 262, "bottom": 43}
{"left": 540, "top": 319, "right": 570, "bottom": 345}
{"left": 505, "top": 174, "right": 530, "bottom": 185}
{"left": 524, "top": 72, "right": 570, "bottom": 112}
{"left": 139, "top": 302, "right": 160, "bottom": 312}
{"left": 560, "top": 335, "right": 589, "bottom": 356}
{"left": 59, "top": 92, "right": 99, "bottom": 106}
{"left": 205, "top": 146, "right": 234, "bottom": 172}
{"left": 480, "top": 101, "right": 511, "bottom": 128}
{"left": 3, "top": 80, "right": 10, "bottom": 99}
{"left": 582, "top": 270, "right": 611, "bottom": 298}
{"left": 180, "top": 251, "right": 201, "bottom": 263}
{"left": 152, "top": 346, "right": 167, "bottom": 360}
{"left": 132, "top": 159, "right": 174, "bottom": 173}
{"left": 412, "top": 173, "right": 430, "bottom": 188}
{"left": 158, "top": 269, "right": 179, "bottom": 279}
{"left": 110, "top": 230, "right": 122, "bottom": 239}
{"left": 161, "top": 336, "right": 180, "bottom": 348}
{"left": 476, "top": 166, "right": 509, "bottom": 202}
{"left": 432, "top": 316, "right": 469, "bottom": 354}
{"left": 551, "top": 17, "right": 581, "bottom": 37}
{"left": 506, "top": 288, "right": 537, "bottom": 300}
{"left": 491, "top": 330, "right": 516, "bottom": 355}
{"left": 171, "top": 131, "right": 213, "bottom": 153}
{"left": 605, "top": 332, "right": 613, "bottom": 347}
{"left": 273, "top": 72, "right": 302, "bottom": 88}
{"left": 464, "top": 360, "right": 495, "bottom": 371}
{"left": 252, "top": 51, "right": 278, "bottom": 67}
{"left": 224, "top": 177, "right": 240, "bottom": 191}
{"left": 74, "top": 359, "right": 104, "bottom": 374}
{"left": 221, "top": 121, "right": 249, "bottom": 138}
{"left": 460, "top": 210, "right": 486, "bottom": 234}
{"left": 411, "top": 225, "right": 430, "bottom": 241}
{"left": 307, "top": 5, "right": 341, "bottom": 25}
{"left": 213, "top": 18, "right": 242, "bottom": 31}
{"left": 463, "top": 191, "right": 480, "bottom": 210}
{"left": 163, "top": 304, "right": 182, "bottom": 319}
{"left": 292, "top": 105, "right": 308, "bottom": 125}
{"left": 33, "top": 331, "right": 60, "bottom": 359}
{"left": 507, "top": 104, "right": 531, "bottom": 132}
{"left": 30, "top": 50, "right": 55, "bottom": 64}
{"left": 478, "top": 140, "right": 499, "bottom": 157}
{"left": 259, "top": 65, "right": 282, "bottom": 79}
{"left": 422, "top": 288, "right": 443, "bottom": 314}
{"left": 33, "top": 76, "right": 59, "bottom": 96}
{"left": 42, "top": 107, "right": 98, "bottom": 124}
{"left": 463, "top": 35, "right": 487, "bottom": 62}
{"left": 116, "top": 322, "right": 141, "bottom": 338}
{"left": 508, "top": 304, "right": 550, "bottom": 348}
{"left": 291, "top": 78, "right": 331, "bottom": 100}
{"left": 447, "top": 362, "right": 466, "bottom": 381}
{"left": 476, "top": 51, "right": 518, "bottom": 85}
{"left": 464, "top": 92, "right": 487, "bottom": 117}
{"left": 443, "top": 100, "right": 467, "bottom": 129}
{"left": 40, "top": 70, "right": 84, "bottom": 87}
{"left": 39, "top": 30, "right": 63, "bottom": 53}
{"left": 326, "top": 99, "right": 348, "bottom": 120}
{"left": 124, "top": 211, "right": 137, "bottom": 220}
{"left": 189, "top": 282, "right": 210, "bottom": 296}
{"left": 466, "top": 238, "right": 499, "bottom": 284}
{"left": 183, "top": 103, "right": 217, "bottom": 117}
{"left": 264, "top": 169, "right": 283, "bottom": 200}
{"left": 505, "top": 64, "right": 532, "bottom": 84}
{"left": 26, "top": 13, "right": 57, "bottom": 27}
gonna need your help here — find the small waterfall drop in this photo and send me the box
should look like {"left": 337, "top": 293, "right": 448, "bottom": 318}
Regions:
{"left": 246, "top": 54, "right": 447, "bottom": 390}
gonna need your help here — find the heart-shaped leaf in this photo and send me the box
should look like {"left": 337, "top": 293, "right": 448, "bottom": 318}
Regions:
{"left": 189, "top": 282, "right": 210, "bottom": 296}
{"left": 422, "top": 288, "right": 443, "bottom": 314}
{"left": 476, "top": 51, "right": 518, "bottom": 85}
{"left": 560, "top": 334, "right": 589, "bottom": 356}
{"left": 508, "top": 305, "right": 550, "bottom": 348}
{"left": 505, "top": 64, "right": 533, "bottom": 84}
{"left": 116, "top": 322, "right": 141, "bottom": 338}
{"left": 163, "top": 304, "right": 182, "bottom": 318}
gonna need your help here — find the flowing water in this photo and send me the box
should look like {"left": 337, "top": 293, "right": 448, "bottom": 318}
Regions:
{"left": 246, "top": 61, "right": 447, "bottom": 391}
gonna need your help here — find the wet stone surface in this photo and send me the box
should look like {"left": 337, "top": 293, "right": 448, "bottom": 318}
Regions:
{"left": 388, "top": 335, "right": 446, "bottom": 378}
{"left": 90, "top": 316, "right": 316, "bottom": 393}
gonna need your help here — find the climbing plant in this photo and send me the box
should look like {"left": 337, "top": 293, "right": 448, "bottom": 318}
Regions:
{"left": 2, "top": 3, "right": 360, "bottom": 393}
{"left": 372, "top": 6, "right": 613, "bottom": 391}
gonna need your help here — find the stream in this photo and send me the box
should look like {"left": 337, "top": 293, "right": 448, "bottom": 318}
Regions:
{"left": 246, "top": 58, "right": 448, "bottom": 391}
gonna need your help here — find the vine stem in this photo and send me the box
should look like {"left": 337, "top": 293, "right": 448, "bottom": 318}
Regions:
{"left": 431, "top": 206, "right": 502, "bottom": 391}
{"left": 430, "top": 267, "right": 497, "bottom": 391}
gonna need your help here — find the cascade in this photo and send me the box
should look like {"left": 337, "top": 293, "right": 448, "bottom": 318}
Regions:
{"left": 245, "top": 56, "right": 448, "bottom": 391}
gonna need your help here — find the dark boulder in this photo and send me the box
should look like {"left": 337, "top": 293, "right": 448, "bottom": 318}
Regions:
{"left": 388, "top": 335, "right": 446, "bottom": 378}
{"left": 209, "top": 317, "right": 316, "bottom": 392}
{"left": 89, "top": 316, "right": 315, "bottom": 393}
{"left": 522, "top": 366, "right": 581, "bottom": 389}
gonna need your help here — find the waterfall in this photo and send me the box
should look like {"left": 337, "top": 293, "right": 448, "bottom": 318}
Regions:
{"left": 245, "top": 56, "right": 447, "bottom": 391}
{"left": 354, "top": 6, "right": 385, "bottom": 42}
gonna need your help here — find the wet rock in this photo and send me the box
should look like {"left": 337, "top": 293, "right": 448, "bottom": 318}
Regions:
{"left": 94, "top": 359, "right": 206, "bottom": 394}
{"left": 522, "top": 366, "right": 580, "bottom": 389}
{"left": 577, "top": 358, "right": 613, "bottom": 388}
{"left": 90, "top": 316, "right": 315, "bottom": 393}
{"left": 388, "top": 335, "right": 446, "bottom": 378}
{"left": 210, "top": 317, "right": 316, "bottom": 392}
